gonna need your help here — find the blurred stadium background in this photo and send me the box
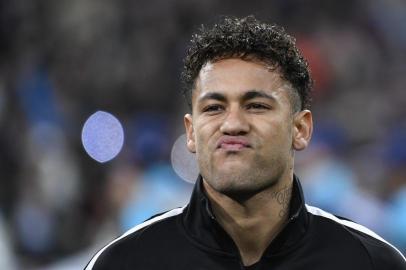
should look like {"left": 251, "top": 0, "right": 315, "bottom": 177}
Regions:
{"left": 0, "top": 0, "right": 405, "bottom": 269}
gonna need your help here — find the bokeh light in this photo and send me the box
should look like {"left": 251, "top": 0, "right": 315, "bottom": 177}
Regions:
{"left": 81, "top": 111, "right": 124, "bottom": 163}
{"left": 171, "top": 134, "right": 199, "bottom": 183}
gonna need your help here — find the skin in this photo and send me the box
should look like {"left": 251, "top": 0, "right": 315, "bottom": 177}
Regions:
{"left": 184, "top": 58, "right": 313, "bottom": 266}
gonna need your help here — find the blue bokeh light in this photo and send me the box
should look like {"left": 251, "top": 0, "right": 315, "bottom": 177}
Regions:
{"left": 81, "top": 111, "right": 124, "bottom": 163}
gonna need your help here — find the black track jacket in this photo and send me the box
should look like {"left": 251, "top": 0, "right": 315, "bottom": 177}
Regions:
{"left": 85, "top": 175, "right": 406, "bottom": 269}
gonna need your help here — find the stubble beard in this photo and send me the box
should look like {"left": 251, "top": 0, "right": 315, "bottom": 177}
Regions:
{"left": 198, "top": 151, "right": 287, "bottom": 201}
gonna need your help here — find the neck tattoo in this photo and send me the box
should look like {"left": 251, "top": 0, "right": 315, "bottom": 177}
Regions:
{"left": 271, "top": 186, "right": 293, "bottom": 218}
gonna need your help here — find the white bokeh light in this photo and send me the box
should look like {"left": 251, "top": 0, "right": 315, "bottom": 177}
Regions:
{"left": 171, "top": 134, "right": 199, "bottom": 183}
{"left": 81, "top": 111, "right": 124, "bottom": 163}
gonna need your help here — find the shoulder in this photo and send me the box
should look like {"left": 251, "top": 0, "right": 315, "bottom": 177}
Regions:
{"left": 306, "top": 204, "right": 406, "bottom": 269}
{"left": 84, "top": 206, "right": 186, "bottom": 270}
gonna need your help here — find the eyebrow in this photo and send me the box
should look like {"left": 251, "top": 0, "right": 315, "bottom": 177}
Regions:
{"left": 197, "top": 89, "right": 276, "bottom": 104}
{"left": 197, "top": 92, "right": 227, "bottom": 103}
{"left": 242, "top": 90, "right": 276, "bottom": 102}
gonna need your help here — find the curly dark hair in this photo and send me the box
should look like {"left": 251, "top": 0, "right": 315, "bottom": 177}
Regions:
{"left": 181, "top": 15, "right": 312, "bottom": 112}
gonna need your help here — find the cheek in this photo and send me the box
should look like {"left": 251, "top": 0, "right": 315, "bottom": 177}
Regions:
{"left": 194, "top": 121, "right": 218, "bottom": 152}
{"left": 255, "top": 119, "right": 292, "bottom": 147}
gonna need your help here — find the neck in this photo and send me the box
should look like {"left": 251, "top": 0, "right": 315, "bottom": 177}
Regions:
{"left": 203, "top": 175, "right": 293, "bottom": 266}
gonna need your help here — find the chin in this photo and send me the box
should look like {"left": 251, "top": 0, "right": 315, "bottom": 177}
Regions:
{"left": 208, "top": 171, "right": 265, "bottom": 199}
{"left": 217, "top": 183, "right": 263, "bottom": 201}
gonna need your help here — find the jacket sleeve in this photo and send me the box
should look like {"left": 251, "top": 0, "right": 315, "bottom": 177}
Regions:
{"left": 368, "top": 241, "right": 406, "bottom": 270}
{"left": 84, "top": 241, "right": 126, "bottom": 270}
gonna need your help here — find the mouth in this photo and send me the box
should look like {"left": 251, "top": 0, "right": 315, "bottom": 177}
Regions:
{"left": 216, "top": 136, "right": 251, "bottom": 151}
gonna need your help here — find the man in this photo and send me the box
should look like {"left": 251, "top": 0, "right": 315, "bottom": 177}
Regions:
{"left": 85, "top": 16, "right": 406, "bottom": 269}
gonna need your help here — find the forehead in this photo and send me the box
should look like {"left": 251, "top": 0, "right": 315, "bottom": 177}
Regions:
{"left": 194, "top": 58, "right": 292, "bottom": 101}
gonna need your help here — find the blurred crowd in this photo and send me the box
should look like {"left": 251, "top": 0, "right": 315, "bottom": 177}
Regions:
{"left": 0, "top": 0, "right": 405, "bottom": 269}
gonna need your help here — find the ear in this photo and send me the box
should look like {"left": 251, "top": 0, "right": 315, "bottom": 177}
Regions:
{"left": 292, "top": 110, "right": 313, "bottom": 151}
{"left": 184, "top": 114, "right": 196, "bottom": 153}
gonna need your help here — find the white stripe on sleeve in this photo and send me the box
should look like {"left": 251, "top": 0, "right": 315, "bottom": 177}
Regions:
{"left": 85, "top": 206, "right": 186, "bottom": 269}
{"left": 306, "top": 204, "right": 406, "bottom": 262}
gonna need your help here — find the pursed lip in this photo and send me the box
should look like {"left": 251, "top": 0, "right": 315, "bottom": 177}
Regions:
{"left": 216, "top": 135, "right": 251, "bottom": 150}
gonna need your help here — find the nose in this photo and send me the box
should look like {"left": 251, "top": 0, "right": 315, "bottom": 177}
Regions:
{"left": 219, "top": 106, "right": 250, "bottom": 135}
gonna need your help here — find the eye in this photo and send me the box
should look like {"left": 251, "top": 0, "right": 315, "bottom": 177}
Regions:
{"left": 202, "top": 104, "right": 224, "bottom": 114}
{"left": 246, "top": 103, "right": 271, "bottom": 111}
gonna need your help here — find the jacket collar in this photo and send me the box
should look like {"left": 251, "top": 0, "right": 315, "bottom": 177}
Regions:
{"left": 182, "top": 174, "right": 309, "bottom": 257}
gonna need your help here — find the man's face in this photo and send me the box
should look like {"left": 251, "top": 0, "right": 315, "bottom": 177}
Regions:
{"left": 184, "top": 58, "right": 312, "bottom": 198}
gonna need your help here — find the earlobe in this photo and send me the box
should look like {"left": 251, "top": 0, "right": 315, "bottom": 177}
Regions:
{"left": 184, "top": 114, "right": 196, "bottom": 153}
{"left": 292, "top": 110, "right": 313, "bottom": 151}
